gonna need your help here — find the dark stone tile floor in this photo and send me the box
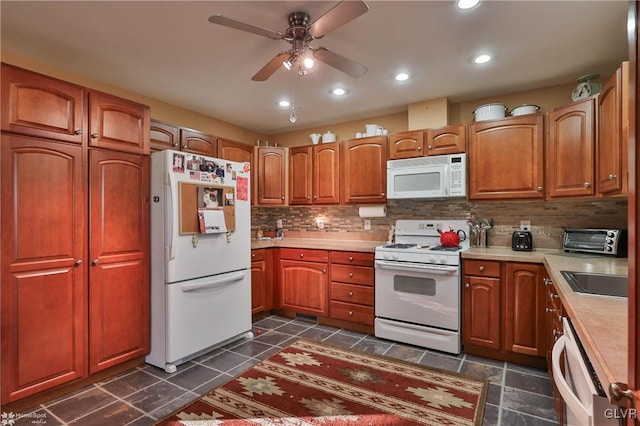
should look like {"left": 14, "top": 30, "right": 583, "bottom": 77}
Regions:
{"left": 5, "top": 315, "right": 557, "bottom": 425}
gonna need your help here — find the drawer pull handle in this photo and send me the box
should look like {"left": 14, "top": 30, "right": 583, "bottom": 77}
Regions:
{"left": 74, "top": 129, "right": 82, "bottom": 135}
{"left": 479, "top": 266, "right": 485, "bottom": 272}
{"left": 549, "top": 292, "right": 559, "bottom": 300}
{"left": 609, "top": 173, "right": 617, "bottom": 180}
{"left": 543, "top": 277, "right": 552, "bottom": 286}
{"left": 91, "top": 132, "right": 99, "bottom": 139}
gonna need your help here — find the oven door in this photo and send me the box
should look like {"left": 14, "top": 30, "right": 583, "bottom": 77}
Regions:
{"left": 374, "top": 260, "right": 459, "bottom": 330}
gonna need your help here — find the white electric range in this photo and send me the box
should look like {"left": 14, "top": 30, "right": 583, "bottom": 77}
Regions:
{"left": 374, "top": 219, "right": 470, "bottom": 354}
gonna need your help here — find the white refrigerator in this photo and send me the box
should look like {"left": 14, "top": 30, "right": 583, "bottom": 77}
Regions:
{"left": 146, "top": 149, "right": 253, "bottom": 373}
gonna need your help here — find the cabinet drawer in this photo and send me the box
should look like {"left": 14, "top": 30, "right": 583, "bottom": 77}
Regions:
{"left": 330, "top": 301, "right": 374, "bottom": 325}
{"left": 251, "top": 249, "right": 266, "bottom": 262}
{"left": 280, "top": 248, "right": 328, "bottom": 262}
{"left": 464, "top": 260, "right": 500, "bottom": 277}
{"left": 330, "top": 264, "right": 373, "bottom": 286}
{"left": 330, "top": 251, "right": 374, "bottom": 266}
{"left": 330, "top": 283, "right": 374, "bottom": 306}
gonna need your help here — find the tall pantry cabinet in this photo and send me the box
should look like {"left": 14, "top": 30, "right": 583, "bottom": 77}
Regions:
{"left": 0, "top": 63, "right": 150, "bottom": 404}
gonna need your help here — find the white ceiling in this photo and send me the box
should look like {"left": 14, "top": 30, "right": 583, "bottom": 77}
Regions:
{"left": 0, "top": 1, "right": 629, "bottom": 135}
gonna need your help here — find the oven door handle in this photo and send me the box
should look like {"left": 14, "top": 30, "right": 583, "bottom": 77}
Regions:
{"left": 375, "top": 260, "right": 458, "bottom": 273}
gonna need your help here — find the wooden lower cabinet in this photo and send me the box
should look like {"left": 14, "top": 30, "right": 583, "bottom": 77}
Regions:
{"left": 279, "top": 249, "right": 329, "bottom": 316}
{"left": 251, "top": 249, "right": 273, "bottom": 314}
{"left": 329, "top": 251, "right": 375, "bottom": 327}
{"left": 462, "top": 259, "right": 546, "bottom": 368}
{"left": 88, "top": 149, "right": 150, "bottom": 373}
{"left": 1, "top": 135, "right": 87, "bottom": 403}
{"left": 544, "top": 274, "right": 565, "bottom": 424}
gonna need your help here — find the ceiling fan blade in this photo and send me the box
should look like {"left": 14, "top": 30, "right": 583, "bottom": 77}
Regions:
{"left": 252, "top": 52, "right": 291, "bottom": 81}
{"left": 208, "top": 14, "right": 284, "bottom": 40}
{"left": 308, "top": 0, "right": 369, "bottom": 38}
{"left": 312, "top": 47, "right": 367, "bottom": 78}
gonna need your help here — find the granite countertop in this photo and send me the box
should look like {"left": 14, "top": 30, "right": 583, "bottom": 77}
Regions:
{"left": 463, "top": 246, "right": 629, "bottom": 401}
{"left": 251, "top": 237, "right": 383, "bottom": 253}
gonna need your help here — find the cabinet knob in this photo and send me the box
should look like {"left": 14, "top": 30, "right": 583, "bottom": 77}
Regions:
{"left": 172, "top": 141, "right": 179, "bottom": 147}
{"left": 92, "top": 259, "right": 100, "bottom": 265}
{"left": 322, "top": 269, "right": 327, "bottom": 274}
{"left": 543, "top": 277, "right": 552, "bottom": 286}
{"left": 74, "top": 129, "right": 82, "bottom": 135}
{"left": 90, "top": 133, "right": 99, "bottom": 139}
{"left": 299, "top": 253, "right": 304, "bottom": 258}
{"left": 74, "top": 259, "right": 83, "bottom": 266}
{"left": 416, "top": 146, "right": 422, "bottom": 151}
{"left": 609, "top": 173, "right": 617, "bottom": 180}
{"left": 349, "top": 256, "right": 353, "bottom": 262}
{"left": 307, "top": 196, "right": 311, "bottom": 199}
{"left": 428, "top": 145, "right": 433, "bottom": 150}
{"left": 281, "top": 196, "right": 285, "bottom": 200}
{"left": 313, "top": 195, "right": 317, "bottom": 199}
{"left": 182, "top": 143, "right": 188, "bottom": 149}
{"left": 546, "top": 307, "right": 556, "bottom": 313}
{"left": 348, "top": 291, "right": 353, "bottom": 297}
{"left": 251, "top": 253, "right": 255, "bottom": 258}
{"left": 348, "top": 311, "right": 353, "bottom": 316}
{"left": 537, "top": 185, "right": 543, "bottom": 192}
{"left": 349, "top": 272, "right": 353, "bottom": 278}
{"left": 465, "top": 282, "right": 470, "bottom": 288}
{"left": 583, "top": 181, "right": 591, "bottom": 187}
{"left": 479, "top": 266, "right": 485, "bottom": 272}
{"left": 381, "top": 192, "right": 385, "bottom": 196}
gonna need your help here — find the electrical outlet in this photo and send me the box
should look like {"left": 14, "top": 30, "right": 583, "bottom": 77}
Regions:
{"left": 364, "top": 219, "right": 371, "bottom": 230}
{"left": 316, "top": 217, "right": 324, "bottom": 229}
{"left": 520, "top": 220, "right": 531, "bottom": 231}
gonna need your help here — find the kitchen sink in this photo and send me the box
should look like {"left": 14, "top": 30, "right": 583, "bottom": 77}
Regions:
{"left": 560, "top": 271, "right": 628, "bottom": 298}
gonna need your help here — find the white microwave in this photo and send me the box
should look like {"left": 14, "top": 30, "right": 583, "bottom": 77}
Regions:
{"left": 386, "top": 153, "right": 467, "bottom": 199}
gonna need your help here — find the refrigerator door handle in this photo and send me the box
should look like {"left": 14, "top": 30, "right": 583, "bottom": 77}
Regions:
{"left": 180, "top": 270, "right": 246, "bottom": 293}
{"left": 168, "top": 171, "right": 177, "bottom": 261}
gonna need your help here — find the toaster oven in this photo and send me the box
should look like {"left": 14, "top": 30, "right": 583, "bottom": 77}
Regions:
{"left": 563, "top": 229, "right": 627, "bottom": 257}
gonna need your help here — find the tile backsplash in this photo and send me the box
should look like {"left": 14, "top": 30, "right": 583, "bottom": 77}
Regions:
{"left": 251, "top": 198, "right": 627, "bottom": 249}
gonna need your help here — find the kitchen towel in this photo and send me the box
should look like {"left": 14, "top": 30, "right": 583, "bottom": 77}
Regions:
{"left": 359, "top": 205, "right": 387, "bottom": 218}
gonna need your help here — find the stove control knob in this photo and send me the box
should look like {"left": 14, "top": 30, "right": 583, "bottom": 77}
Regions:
{"left": 392, "top": 253, "right": 399, "bottom": 261}
{"left": 439, "top": 256, "right": 448, "bottom": 264}
{"left": 429, "top": 256, "right": 437, "bottom": 263}
{"left": 383, "top": 253, "right": 390, "bottom": 260}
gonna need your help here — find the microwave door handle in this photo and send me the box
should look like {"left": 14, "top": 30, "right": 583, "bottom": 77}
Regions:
{"left": 551, "top": 335, "right": 592, "bottom": 425}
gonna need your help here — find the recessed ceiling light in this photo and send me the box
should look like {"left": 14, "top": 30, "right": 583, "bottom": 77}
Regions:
{"left": 331, "top": 87, "right": 346, "bottom": 96}
{"left": 278, "top": 100, "right": 290, "bottom": 107}
{"left": 474, "top": 54, "right": 492, "bottom": 64}
{"left": 395, "top": 72, "right": 410, "bottom": 81}
{"left": 457, "top": 0, "right": 480, "bottom": 10}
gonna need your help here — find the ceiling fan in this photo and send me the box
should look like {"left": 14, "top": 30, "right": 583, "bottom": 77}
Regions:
{"left": 208, "top": 1, "right": 369, "bottom": 81}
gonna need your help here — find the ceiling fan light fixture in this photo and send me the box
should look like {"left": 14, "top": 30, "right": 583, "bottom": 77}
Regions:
{"left": 474, "top": 53, "right": 492, "bottom": 64}
{"left": 278, "top": 100, "right": 291, "bottom": 107}
{"left": 331, "top": 87, "right": 346, "bottom": 96}
{"left": 303, "top": 56, "right": 315, "bottom": 69}
{"left": 283, "top": 54, "right": 297, "bottom": 70}
{"left": 395, "top": 72, "right": 410, "bottom": 82}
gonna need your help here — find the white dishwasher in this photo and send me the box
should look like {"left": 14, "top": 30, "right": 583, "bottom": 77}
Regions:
{"left": 552, "top": 317, "right": 621, "bottom": 426}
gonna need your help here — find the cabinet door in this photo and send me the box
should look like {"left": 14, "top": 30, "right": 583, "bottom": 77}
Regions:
{"left": 88, "top": 91, "right": 150, "bottom": 154}
{"left": 218, "top": 138, "right": 253, "bottom": 163}
{"left": 89, "top": 149, "right": 149, "bottom": 373}
{"left": 251, "top": 259, "right": 267, "bottom": 314}
{"left": 257, "top": 147, "right": 287, "bottom": 205}
{"left": 289, "top": 146, "right": 313, "bottom": 205}
{"left": 388, "top": 131, "right": 424, "bottom": 159}
{"left": 463, "top": 276, "right": 500, "bottom": 349}
{"left": 426, "top": 124, "right": 466, "bottom": 155}
{"left": 469, "top": 115, "right": 544, "bottom": 200}
{"left": 1, "top": 63, "right": 85, "bottom": 144}
{"left": 342, "top": 136, "right": 387, "bottom": 204}
{"left": 279, "top": 260, "right": 328, "bottom": 316}
{"left": 546, "top": 99, "right": 595, "bottom": 198}
{"left": 180, "top": 128, "right": 216, "bottom": 157}
{"left": 598, "top": 63, "right": 628, "bottom": 195}
{"left": 504, "top": 263, "right": 546, "bottom": 357}
{"left": 150, "top": 120, "right": 179, "bottom": 152}
{"left": 1, "top": 135, "right": 87, "bottom": 403}
{"left": 314, "top": 142, "right": 340, "bottom": 204}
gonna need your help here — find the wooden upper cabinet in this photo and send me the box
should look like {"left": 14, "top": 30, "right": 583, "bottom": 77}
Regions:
{"left": 88, "top": 91, "right": 150, "bottom": 154}
{"left": 1, "top": 135, "right": 87, "bottom": 403}
{"left": 289, "top": 146, "right": 313, "bottom": 205}
{"left": 546, "top": 98, "right": 595, "bottom": 198}
{"left": 290, "top": 143, "right": 340, "bottom": 205}
{"left": 218, "top": 138, "right": 253, "bottom": 163}
{"left": 468, "top": 114, "right": 545, "bottom": 200}
{"left": 179, "top": 128, "right": 216, "bottom": 157}
{"left": 388, "top": 131, "right": 424, "bottom": 159}
{"left": 342, "top": 136, "right": 387, "bottom": 204}
{"left": 426, "top": 124, "right": 466, "bottom": 155}
{"left": 150, "top": 120, "right": 180, "bottom": 152}
{"left": 597, "top": 62, "right": 628, "bottom": 196}
{"left": 1, "top": 63, "right": 85, "bottom": 144}
{"left": 257, "top": 146, "right": 287, "bottom": 205}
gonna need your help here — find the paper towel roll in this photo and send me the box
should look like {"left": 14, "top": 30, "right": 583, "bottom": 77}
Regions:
{"left": 358, "top": 205, "right": 387, "bottom": 218}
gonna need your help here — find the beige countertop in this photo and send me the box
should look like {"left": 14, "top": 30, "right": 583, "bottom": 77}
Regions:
{"left": 251, "top": 237, "right": 383, "bottom": 253}
{"left": 463, "top": 246, "right": 628, "bottom": 401}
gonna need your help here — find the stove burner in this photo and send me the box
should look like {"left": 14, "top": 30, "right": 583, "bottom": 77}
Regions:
{"left": 430, "top": 245, "right": 461, "bottom": 252}
{"left": 382, "top": 243, "right": 417, "bottom": 249}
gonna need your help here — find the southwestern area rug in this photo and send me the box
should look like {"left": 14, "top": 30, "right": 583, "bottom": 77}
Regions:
{"left": 157, "top": 339, "right": 487, "bottom": 425}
